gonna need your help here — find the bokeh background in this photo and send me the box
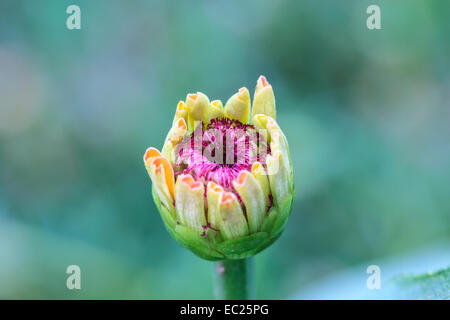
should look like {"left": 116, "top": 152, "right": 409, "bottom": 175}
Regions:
{"left": 0, "top": 0, "right": 449, "bottom": 299}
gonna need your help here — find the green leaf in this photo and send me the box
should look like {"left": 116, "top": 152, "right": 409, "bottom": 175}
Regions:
{"left": 387, "top": 267, "right": 450, "bottom": 300}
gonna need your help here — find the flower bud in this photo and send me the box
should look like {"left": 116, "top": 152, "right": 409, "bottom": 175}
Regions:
{"left": 143, "top": 76, "right": 294, "bottom": 260}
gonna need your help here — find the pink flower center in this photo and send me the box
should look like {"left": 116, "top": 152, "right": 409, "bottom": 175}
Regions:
{"left": 174, "top": 118, "right": 270, "bottom": 191}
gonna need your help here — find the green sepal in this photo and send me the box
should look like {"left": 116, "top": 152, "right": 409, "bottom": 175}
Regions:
{"left": 270, "top": 194, "right": 293, "bottom": 237}
{"left": 174, "top": 224, "right": 225, "bottom": 261}
{"left": 152, "top": 183, "right": 294, "bottom": 261}
{"left": 152, "top": 186, "right": 176, "bottom": 229}
{"left": 258, "top": 230, "right": 283, "bottom": 254}
{"left": 261, "top": 207, "right": 278, "bottom": 233}
{"left": 152, "top": 185, "right": 161, "bottom": 207}
{"left": 204, "top": 227, "right": 223, "bottom": 244}
{"left": 289, "top": 155, "right": 295, "bottom": 192}
{"left": 153, "top": 186, "right": 223, "bottom": 260}
{"left": 217, "top": 232, "right": 268, "bottom": 259}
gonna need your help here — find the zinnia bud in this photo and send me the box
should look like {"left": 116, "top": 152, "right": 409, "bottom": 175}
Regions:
{"left": 143, "top": 76, "right": 294, "bottom": 260}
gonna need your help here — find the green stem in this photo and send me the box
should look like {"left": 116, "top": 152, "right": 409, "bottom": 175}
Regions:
{"left": 213, "top": 258, "right": 254, "bottom": 300}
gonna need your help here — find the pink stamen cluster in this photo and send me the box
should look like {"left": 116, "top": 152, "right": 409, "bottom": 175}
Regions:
{"left": 175, "top": 118, "right": 271, "bottom": 192}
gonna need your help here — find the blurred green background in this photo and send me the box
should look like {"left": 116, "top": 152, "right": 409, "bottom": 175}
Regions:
{"left": 0, "top": 0, "right": 449, "bottom": 299}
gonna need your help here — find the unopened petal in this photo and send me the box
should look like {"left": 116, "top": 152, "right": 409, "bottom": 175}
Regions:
{"left": 185, "top": 92, "right": 210, "bottom": 130}
{"left": 143, "top": 147, "right": 162, "bottom": 166}
{"left": 147, "top": 156, "right": 175, "bottom": 211}
{"left": 208, "top": 100, "right": 224, "bottom": 122}
{"left": 162, "top": 117, "right": 188, "bottom": 163}
{"left": 251, "top": 162, "right": 270, "bottom": 209}
{"left": 253, "top": 114, "right": 291, "bottom": 174}
{"left": 173, "top": 100, "right": 187, "bottom": 124}
{"left": 175, "top": 174, "right": 206, "bottom": 234}
{"left": 252, "top": 75, "right": 276, "bottom": 119}
{"left": 206, "top": 181, "right": 223, "bottom": 230}
{"left": 224, "top": 87, "right": 250, "bottom": 123}
{"left": 144, "top": 147, "right": 163, "bottom": 179}
{"left": 233, "top": 171, "right": 266, "bottom": 233}
{"left": 266, "top": 151, "right": 290, "bottom": 206}
{"left": 217, "top": 192, "right": 249, "bottom": 240}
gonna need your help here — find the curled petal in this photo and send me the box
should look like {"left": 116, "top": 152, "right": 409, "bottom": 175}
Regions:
{"left": 252, "top": 75, "right": 276, "bottom": 119}
{"left": 185, "top": 92, "right": 210, "bottom": 130}
{"left": 162, "top": 118, "right": 188, "bottom": 163}
{"left": 224, "top": 87, "right": 250, "bottom": 123}
{"left": 143, "top": 147, "right": 162, "bottom": 166}
{"left": 175, "top": 174, "right": 206, "bottom": 234}
{"left": 166, "top": 118, "right": 188, "bottom": 146}
{"left": 144, "top": 147, "right": 164, "bottom": 182}
{"left": 233, "top": 171, "right": 266, "bottom": 233}
{"left": 173, "top": 100, "right": 187, "bottom": 124}
{"left": 147, "top": 155, "right": 175, "bottom": 211}
{"left": 208, "top": 100, "right": 224, "bottom": 122}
